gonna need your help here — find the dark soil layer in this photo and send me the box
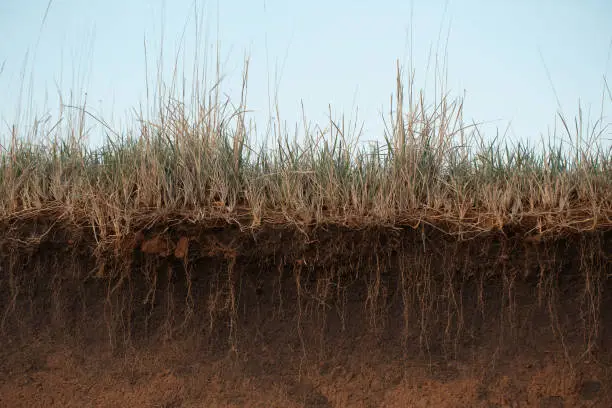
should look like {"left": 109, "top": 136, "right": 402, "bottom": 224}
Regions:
{"left": 0, "top": 224, "right": 611, "bottom": 407}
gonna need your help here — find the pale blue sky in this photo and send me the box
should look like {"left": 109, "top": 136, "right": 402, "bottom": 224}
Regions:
{"left": 1, "top": 0, "right": 611, "bottom": 148}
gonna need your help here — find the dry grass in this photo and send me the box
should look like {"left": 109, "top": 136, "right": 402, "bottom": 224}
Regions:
{"left": 0, "top": 61, "right": 609, "bottom": 245}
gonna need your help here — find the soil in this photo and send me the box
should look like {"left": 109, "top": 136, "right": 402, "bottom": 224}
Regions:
{"left": 1, "top": 323, "right": 610, "bottom": 407}
{"left": 0, "top": 226, "right": 610, "bottom": 407}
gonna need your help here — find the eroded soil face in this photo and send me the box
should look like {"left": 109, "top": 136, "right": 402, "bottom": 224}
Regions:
{"left": 1, "top": 228, "right": 610, "bottom": 407}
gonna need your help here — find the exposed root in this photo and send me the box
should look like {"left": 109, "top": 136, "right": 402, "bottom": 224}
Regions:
{"left": 0, "top": 222, "right": 608, "bottom": 368}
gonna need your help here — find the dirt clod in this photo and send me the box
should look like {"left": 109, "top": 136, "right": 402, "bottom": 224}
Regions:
{"left": 174, "top": 236, "right": 189, "bottom": 259}
{"left": 579, "top": 380, "right": 601, "bottom": 400}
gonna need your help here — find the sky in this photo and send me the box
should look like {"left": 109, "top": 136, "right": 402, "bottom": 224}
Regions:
{"left": 1, "top": 0, "right": 611, "bottom": 149}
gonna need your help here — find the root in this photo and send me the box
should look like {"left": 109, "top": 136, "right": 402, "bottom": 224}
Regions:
{"left": 0, "top": 222, "right": 607, "bottom": 368}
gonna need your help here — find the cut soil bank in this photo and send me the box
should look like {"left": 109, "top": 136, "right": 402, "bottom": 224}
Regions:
{"left": 1, "top": 222, "right": 610, "bottom": 407}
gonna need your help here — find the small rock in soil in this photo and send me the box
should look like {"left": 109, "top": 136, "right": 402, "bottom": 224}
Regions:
{"left": 579, "top": 380, "right": 601, "bottom": 400}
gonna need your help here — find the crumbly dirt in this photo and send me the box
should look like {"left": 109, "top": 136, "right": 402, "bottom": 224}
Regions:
{"left": 0, "top": 336, "right": 610, "bottom": 408}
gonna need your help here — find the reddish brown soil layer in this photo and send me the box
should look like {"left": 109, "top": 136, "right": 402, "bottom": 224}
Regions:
{"left": 0, "top": 340, "right": 609, "bottom": 407}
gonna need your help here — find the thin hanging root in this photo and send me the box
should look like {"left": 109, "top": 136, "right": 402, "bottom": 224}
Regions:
{"left": 293, "top": 259, "right": 307, "bottom": 371}
{"left": 1, "top": 256, "right": 20, "bottom": 334}
{"left": 275, "top": 258, "right": 284, "bottom": 319}
{"left": 226, "top": 255, "right": 238, "bottom": 351}
{"left": 579, "top": 237, "right": 602, "bottom": 358}
{"left": 181, "top": 260, "right": 194, "bottom": 329}
{"left": 365, "top": 253, "right": 382, "bottom": 332}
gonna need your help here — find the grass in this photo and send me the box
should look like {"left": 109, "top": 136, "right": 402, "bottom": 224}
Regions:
{"left": 0, "top": 62, "right": 609, "bottom": 246}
